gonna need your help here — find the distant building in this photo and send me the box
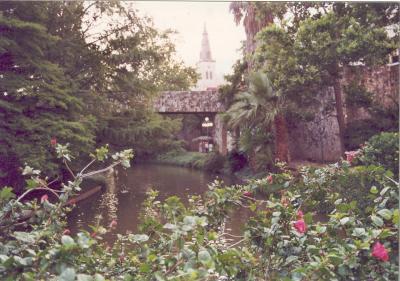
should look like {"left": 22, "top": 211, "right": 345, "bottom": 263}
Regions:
{"left": 194, "top": 24, "right": 218, "bottom": 90}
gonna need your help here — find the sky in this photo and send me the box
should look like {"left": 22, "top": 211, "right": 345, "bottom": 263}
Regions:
{"left": 133, "top": 1, "right": 246, "bottom": 84}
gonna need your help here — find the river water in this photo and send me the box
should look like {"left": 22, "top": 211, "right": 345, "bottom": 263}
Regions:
{"left": 67, "top": 164, "right": 249, "bottom": 236}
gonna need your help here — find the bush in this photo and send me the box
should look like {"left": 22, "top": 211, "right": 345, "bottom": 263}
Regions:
{"left": 203, "top": 152, "right": 226, "bottom": 173}
{"left": 359, "top": 132, "right": 399, "bottom": 175}
{"left": 225, "top": 150, "right": 248, "bottom": 173}
{"left": 0, "top": 146, "right": 398, "bottom": 280}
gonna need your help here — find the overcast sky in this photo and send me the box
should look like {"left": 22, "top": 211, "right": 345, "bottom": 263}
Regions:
{"left": 133, "top": 1, "right": 246, "bottom": 83}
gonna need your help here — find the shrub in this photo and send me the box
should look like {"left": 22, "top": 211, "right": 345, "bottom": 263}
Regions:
{"left": 0, "top": 146, "right": 398, "bottom": 280}
{"left": 225, "top": 150, "right": 248, "bottom": 173}
{"left": 359, "top": 132, "right": 399, "bottom": 175}
{"left": 203, "top": 152, "right": 226, "bottom": 173}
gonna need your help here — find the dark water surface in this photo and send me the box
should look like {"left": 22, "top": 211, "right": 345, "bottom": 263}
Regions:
{"left": 68, "top": 164, "right": 248, "bottom": 236}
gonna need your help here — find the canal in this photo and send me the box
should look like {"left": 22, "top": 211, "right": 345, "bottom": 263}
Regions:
{"left": 67, "top": 164, "right": 249, "bottom": 237}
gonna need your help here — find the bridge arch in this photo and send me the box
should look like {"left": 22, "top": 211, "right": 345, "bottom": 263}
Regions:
{"left": 154, "top": 90, "right": 228, "bottom": 155}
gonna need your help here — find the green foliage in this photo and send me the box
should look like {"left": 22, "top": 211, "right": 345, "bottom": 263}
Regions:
{"left": 203, "top": 153, "right": 226, "bottom": 173}
{"left": 98, "top": 110, "right": 182, "bottom": 159}
{"left": 157, "top": 151, "right": 209, "bottom": 169}
{"left": 359, "top": 132, "right": 399, "bottom": 175}
{"left": 239, "top": 127, "right": 275, "bottom": 172}
{"left": 344, "top": 81, "right": 374, "bottom": 108}
{"left": 0, "top": 2, "right": 96, "bottom": 187}
{"left": 157, "top": 151, "right": 226, "bottom": 173}
{"left": 253, "top": 3, "right": 398, "bottom": 153}
{"left": 0, "top": 147, "right": 398, "bottom": 280}
{"left": 0, "top": 2, "right": 197, "bottom": 187}
{"left": 225, "top": 72, "right": 280, "bottom": 130}
{"left": 225, "top": 150, "right": 248, "bottom": 173}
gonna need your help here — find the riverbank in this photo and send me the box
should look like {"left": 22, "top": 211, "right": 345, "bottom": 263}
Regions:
{"left": 150, "top": 150, "right": 227, "bottom": 174}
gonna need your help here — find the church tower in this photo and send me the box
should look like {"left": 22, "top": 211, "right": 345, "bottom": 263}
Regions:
{"left": 195, "top": 24, "right": 217, "bottom": 90}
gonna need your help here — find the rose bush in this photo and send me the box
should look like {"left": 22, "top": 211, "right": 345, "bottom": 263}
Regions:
{"left": 0, "top": 145, "right": 398, "bottom": 280}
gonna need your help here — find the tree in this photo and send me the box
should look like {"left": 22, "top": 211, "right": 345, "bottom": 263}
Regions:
{"left": 253, "top": 2, "right": 398, "bottom": 156}
{"left": 0, "top": 2, "right": 96, "bottom": 189}
{"left": 225, "top": 72, "right": 290, "bottom": 163}
{"left": 292, "top": 3, "right": 397, "bottom": 155}
{"left": 0, "top": 1, "right": 198, "bottom": 188}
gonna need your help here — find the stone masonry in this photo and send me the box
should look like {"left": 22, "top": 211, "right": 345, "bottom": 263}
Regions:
{"left": 154, "top": 90, "right": 227, "bottom": 154}
{"left": 154, "top": 90, "right": 224, "bottom": 113}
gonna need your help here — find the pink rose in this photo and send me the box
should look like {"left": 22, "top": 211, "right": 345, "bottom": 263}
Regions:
{"left": 109, "top": 219, "right": 117, "bottom": 229}
{"left": 293, "top": 219, "right": 307, "bottom": 234}
{"left": 266, "top": 175, "right": 273, "bottom": 184}
{"left": 40, "top": 194, "right": 48, "bottom": 203}
{"left": 62, "top": 229, "right": 71, "bottom": 235}
{"left": 243, "top": 191, "right": 253, "bottom": 197}
{"left": 50, "top": 137, "right": 57, "bottom": 147}
{"left": 345, "top": 151, "right": 359, "bottom": 163}
{"left": 372, "top": 242, "right": 389, "bottom": 262}
{"left": 297, "top": 210, "right": 304, "bottom": 219}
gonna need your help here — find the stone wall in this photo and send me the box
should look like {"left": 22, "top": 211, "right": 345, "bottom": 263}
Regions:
{"left": 289, "top": 88, "right": 342, "bottom": 162}
{"left": 341, "top": 64, "right": 399, "bottom": 123}
{"left": 154, "top": 90, "right": 224, "bottom": 113}
{"left": 289, "top": 64, "right": 399, "bottom": 162}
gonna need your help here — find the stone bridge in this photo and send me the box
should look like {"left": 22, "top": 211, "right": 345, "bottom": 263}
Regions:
{"left": 154, "top": 90, "right": 224, "bottom": 113}
{"left": 154, "top": 90, "right": 228, "bottom": 155}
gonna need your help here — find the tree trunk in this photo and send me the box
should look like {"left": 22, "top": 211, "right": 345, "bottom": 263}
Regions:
{"left": 274, "top": 114, "right": 290, "bottom": 163}
{"left": 333, "top": 78, "right": 346, "bottom": 156}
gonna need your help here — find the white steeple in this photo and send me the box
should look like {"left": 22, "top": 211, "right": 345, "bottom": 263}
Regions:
{"left": 194, "top": 23, "right": 217, "bottom": 90}
{"left": 200, "top": 23, "right": 213, "bottom": 61}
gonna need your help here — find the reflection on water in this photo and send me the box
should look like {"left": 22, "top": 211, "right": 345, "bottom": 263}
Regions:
{"left": 68, "top": 164, "right": 243, "bottom": 236}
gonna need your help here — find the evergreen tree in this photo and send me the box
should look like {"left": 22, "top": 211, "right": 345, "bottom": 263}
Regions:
{"left": 0, "top": 2, "right": 96, "bottom": 188}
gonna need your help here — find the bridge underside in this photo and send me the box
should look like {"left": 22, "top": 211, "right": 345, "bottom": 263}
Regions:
{"left": 154, "top": 91, "right": 227, "bottom": 155}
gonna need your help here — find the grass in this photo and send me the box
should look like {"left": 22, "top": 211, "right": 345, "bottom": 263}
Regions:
{"left": 156, "top": 150, "right": 209, "bottom": 169}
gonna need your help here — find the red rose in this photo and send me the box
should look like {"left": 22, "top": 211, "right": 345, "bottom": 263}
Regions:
{"left": 266, "top": 175, "right": 273, "bottom": 184}
{"left": 40, "top": 194, "right": 48, "bottom": 203}
{"left": 109, "top": 219, "right": 117, "bottom": 229}
{"left": 372, "top": 242, "right": 389, "bottom": 262}
{"left": 62, "top": 229, "right": 71, "bottom": 235}
{"left": 243, "top": 191, "right": 252, "bottom": 197}
{"left": 293, "top": 219, "right": 307, "bottom": 234}
{"left": 50, "top": 137, "right": 57, "bottom": 147}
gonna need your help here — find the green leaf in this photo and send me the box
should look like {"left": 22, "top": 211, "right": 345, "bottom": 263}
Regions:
{"left": 371, "top": 215, "right": 384, "bottom": 227}
{"left": 0, "top": 187, "right": 15, "bottom": 200}
{"left": 131, "top": 234, "right": 149, "bottom": 243}
{"left": 370, "top": 186, "right": 378, "bottom": 194}
{"left": 13, "top": 232, "right": 35, "bottom": 244}
{"left": 77, "top": 233, "right": 91, "bottom": 249}
{"left": 316, "top": 225, "right": 327, "bottom": 234}
{"left": 154, "top": 272, "right": 166, "bottom": 281}
{"left": 304, "top": 213, "right": 313, "bottom": 224}
{"left": 139, "top": 263, "right": 151, "bottom": 273}
{"left": 284, "top": 255, "right": 298, "bottom": 265}
{"left": 379, "top": 186, "right": 390, "bottom": 196}
{"left": 77, "top": 274, "right": 93, "bottom": 281}
{"left": 61, "top": 235, "right": 75, "bottom": 247}
{"left": 59, "top": 268, "right": 76, "bottom": 281}
{"left": 340, "top": 217, "right": 350, "bottom": 225}
{"left": 25, "top": 179, "right": 39, "bottom": 190}
{"left": 392, "top": 209, "right": 399, "bottom": 225}
{"left": 377, "top": 209, "right": 392, "bottom": 220}
{"left": 352, "top": 228, "right": 366, "bottom": 237}
{"left": 198, "top": 249, "right": 212, "bottom": 266}
{"left": 94, "top": 274, "right": 105, "bottom": 281}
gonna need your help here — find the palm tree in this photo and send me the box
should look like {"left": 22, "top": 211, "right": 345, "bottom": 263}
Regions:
{"left": 226, "top": 71, "right": 290, "bottom": 163}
